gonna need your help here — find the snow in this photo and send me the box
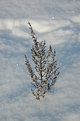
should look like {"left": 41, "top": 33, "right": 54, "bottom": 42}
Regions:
{"left": 0, "top": 0, "right": 80, "bottom": 121}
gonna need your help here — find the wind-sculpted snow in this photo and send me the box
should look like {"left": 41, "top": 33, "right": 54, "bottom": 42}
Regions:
{"left": 0, "top": 0, "right": 80, "bottom": 121}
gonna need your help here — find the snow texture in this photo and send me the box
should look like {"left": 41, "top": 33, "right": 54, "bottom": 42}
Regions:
{"left": 0, "top": 0, "right": 80, "bottom": 121}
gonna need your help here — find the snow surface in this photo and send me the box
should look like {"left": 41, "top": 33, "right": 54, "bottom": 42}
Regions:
{"left": 0, "top": 0, "right": 80, "bottom": 121}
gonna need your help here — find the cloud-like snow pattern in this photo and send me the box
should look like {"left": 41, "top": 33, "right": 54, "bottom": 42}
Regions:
{"left": 0, "top": 0, "right": 80, "bottom": 121}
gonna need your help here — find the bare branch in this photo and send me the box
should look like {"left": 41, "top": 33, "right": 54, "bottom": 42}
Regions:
{"left": 25, "top": 22, "right": 60, "bottom": 100}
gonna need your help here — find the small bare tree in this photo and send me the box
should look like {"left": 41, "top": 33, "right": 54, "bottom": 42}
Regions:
{"left": 25, "top": 22, "right": 60, "bottom": 100}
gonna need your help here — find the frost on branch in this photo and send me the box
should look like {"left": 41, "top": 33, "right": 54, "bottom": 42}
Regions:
{"left": 25, "top": 22, "right": 60, "bottom": 100}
